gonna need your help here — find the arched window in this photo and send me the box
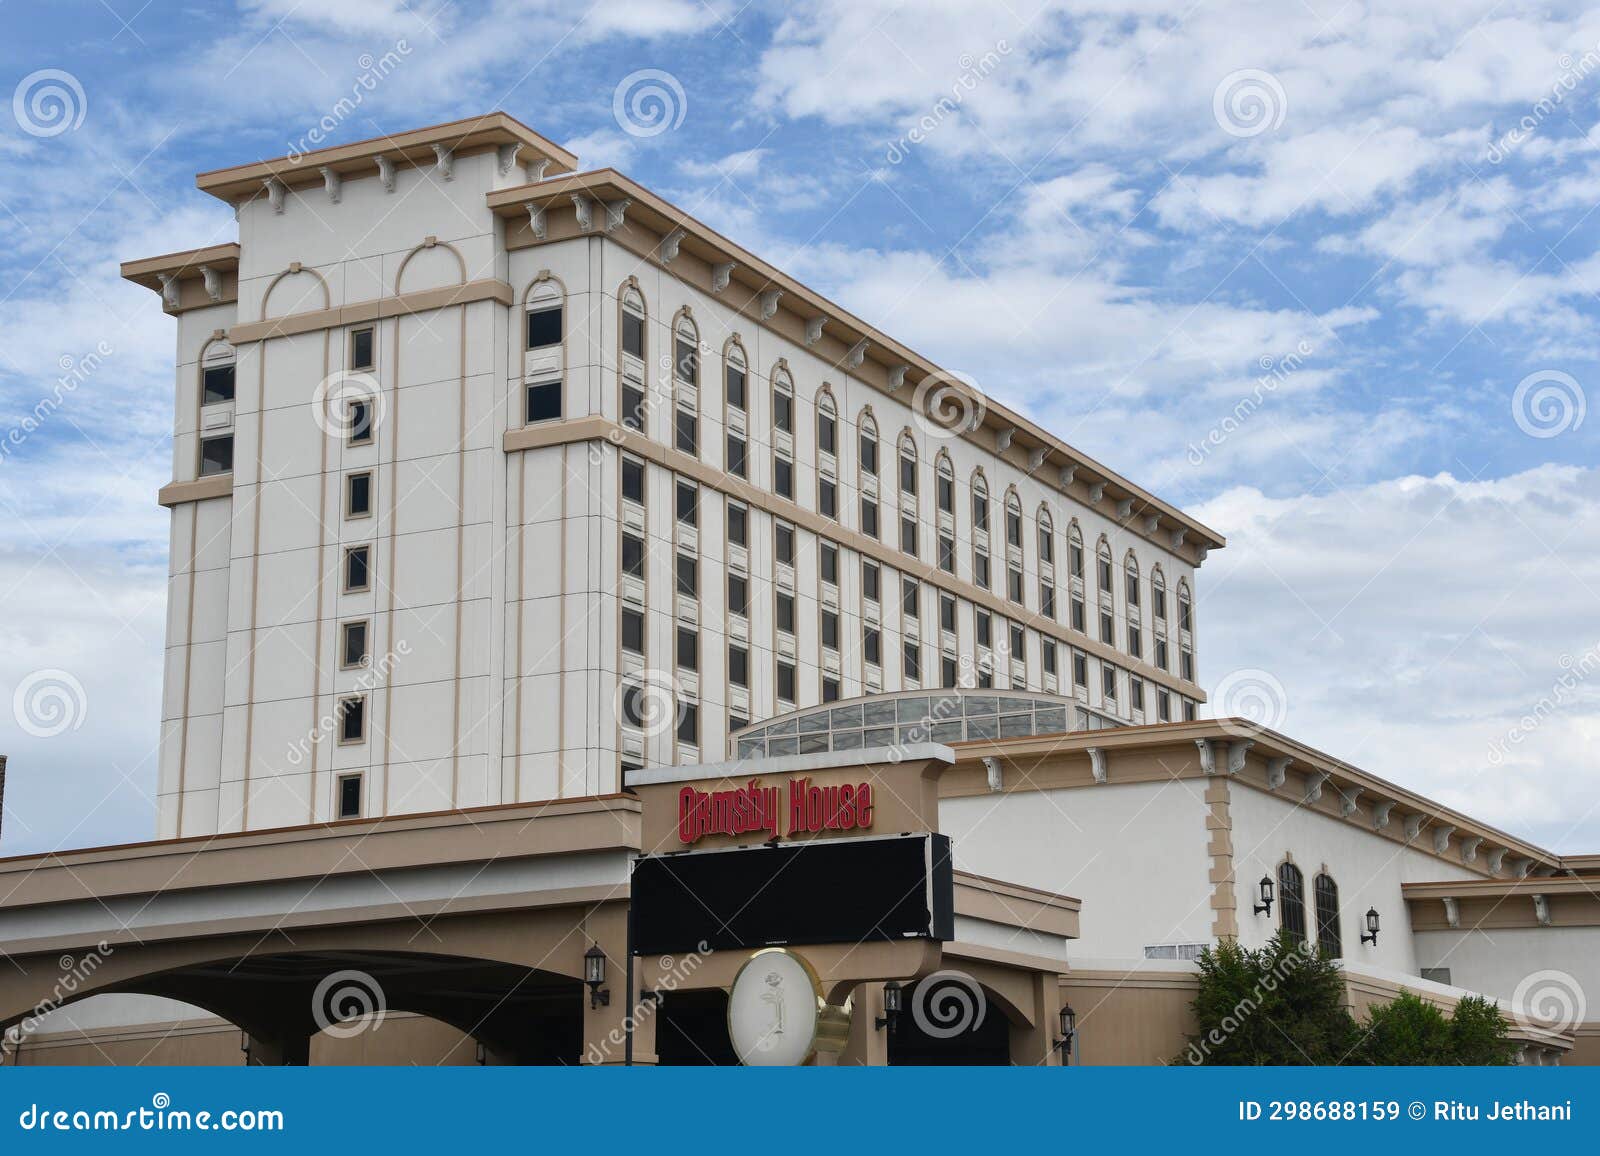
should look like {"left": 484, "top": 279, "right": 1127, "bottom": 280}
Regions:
{"left": 200, "top": 338, "right": 236, "bottom": 405}
{"left": 524, "top": 278, "right": 565, "bottom": 423}
{"left": 1278, "top": 861, "right": 1306, "bottom": 945}
{"left": 970, "top": 472, "right": 991, "bottom": 590}
{"left": 1036, "top": 505, "right": 1054, "bottom": 566}
{"left": 619, "top": 283, "right": 647, "bottom": 432}
{"left": 723, "top": 337, "right": 747, "bottom": 413}
{"left": 1178, "top": 580, "right": 1193, "bottom": 634}
{"left": 858, "top": 410, "right": 879, "bottom": 477}
{"left": 1004, "top": 489, "right": 1023, "bottom": 549}
{"left": 1067, "top": 521, "right": 1084, "bottom": 579}
{"left": 816, "top": 388, "right": 837, "bottom": 456}
{"left": 1314, "top": 874, "right": 1341, "bottom": 956}
{"left": 815, "top": 388, "right": 839, "bottom": 520}
{"left": 857, "top": 410, "right": 880, "bottom": 540}
{"left": 1123, "top": 552, "right": 1142, "bottom": 659}
{"left": 897, "top": 432, "right": 919, "bottom": 558}
{"left": 935, "top": 452, "right": 955, "bottom": 515}
{"left": 1151, "top": 566, "right": 1167, "bottom": 622}
{"left": 1036, "top": 507, "right": 1056, "bottom": 621}
{"left": 771, "top": 364, "right": 794, "bottom": 499}
{"left": 1096, "top": 538, "right": 1114, "bottom": 593}
{"left": 1125, "top": 552, "right": 1141, "bottom": 608}
{"left": 672, "top": 313, "right": 699, "bottom": 456}
{"left": 722, "top": 338, "right": 748, "bottom": 477}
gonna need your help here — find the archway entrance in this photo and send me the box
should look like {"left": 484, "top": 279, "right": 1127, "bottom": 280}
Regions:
{"left": 888, "top": 977, "right": 1013, "bottom": 1065}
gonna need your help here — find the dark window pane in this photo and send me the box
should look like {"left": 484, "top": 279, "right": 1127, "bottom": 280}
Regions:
{"left": 819, "top": 414, "right": 836, "bottom": 454}
{"left": 729, "top": 645, "right": 749, "bottom": 687}
{"left": 777, "top": 661, "right": 796, "bottom": 701}
{"left": 776, "top": 593, "right": 795, "bottom": 633}
{"left": 677, "top": 704, "right": 698, "bottom": 744}
{"left": 728, "top": 574, "right": 748, "bottom": 616}
{"left": 200, "top": 434, "right": 233, "bottom": 476}
{"left": 727, "top": 503, "right": 747, "bottom": 545}
{"left": 622, "top": 533, "right": 645, "bottom": 578}
{"left": 345, "top": 547, "right": 369, "bottom": 591}
{"left": 860, "top": 434, "right": 877, "bottom": 473}
{"left": 675, "top": 408, "right": 697, "bottom": 454}
{"left": 1279, "top": 862, "right": 1307, "bottom": 945}
{"left": 347, "top": 473, "right": 371, "bottom": 516}
{"left": 775, "top": 524, "right": 794, "bottom": 565}
{"left": 675, "top": 337, "right": 698, "bottom": 384}
{"left": 622, "top": 312, "right": 645, "bottom": 359}
{"left": 774, "top": 393, "right": 792, "bottom": 433}
{"left": 677, "top": 627, "right": 698, "bottom": 671}
{"left": 202, "top": 364, "right": 235, "bottom": 404}
{"left": 621, "top": 608, "right": 645, "bottom": 653}
{"left": 350, "top": 328, "right": 374, "bottom": 369}
{"left": 527, "top": 381, "right": 561, "bottom": 423}
{"left": 900, "top": 454, "right": 916, "bottom": 493}
{"left": 622, "top": 384, "right": 646, "bottom": 431}
{"left": 676, "top": 554, "right": 698, "bottom": 597}
{"left": 726, "top": 435, "right": 747, "bottom": 477}
{"left": 819, "top": 479, "right": 836, "bottom": 519}
{"left": 774, "top": 457, "right": 793, "bottom": 498}
{"left": 527, "top": 307, "right": 562, "bottom": 349}
{"left": 676, "top": 482, "right": 697, "bottom": 525}
{"left": 861, "top": 499, "right": 878, "bottom": 538}
{"left": 343, "top": 621, "right": 368, "bottom": 667}
{"left": 339, "top": 697, "right": 365, "bottom": 743}
{"left": 622, "top": 458, "right": 645, "bottom": 503}
{"left": 726, "top": 365, "right": 746, "bottom": 409}
{"left": 339, "top": 775, "right": 362, "bottom": 819}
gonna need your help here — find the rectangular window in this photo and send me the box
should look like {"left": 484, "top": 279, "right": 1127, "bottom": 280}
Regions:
{"left": 340, "top": 620, "right": 369, "bottom": 669}
{"left": 676, "top": 553, "right": 698, "bottom": 598}
{"left": 1159, "top": 690, "right": 1172, "bottom": 722}
{"left": 1127, "top": 573, "right": 1141, "bottom": 607}
{"left": 1155, "top": 638, "right": 1168, "bottom": 669}
{"left": 1155, "top": 588, "right": 1167, "bottom": 621}
{"left": 677, "top": 626, "right": 698, "bottom": 672}
{"left": 622, "top": 383, "right": 646, "bottom": 432}
{"left": 200, "top": 434, "right": 234, "bottom": 477}
{"left": 941, "top": 655, "right": 958, "bottom": 688}
{"left": 863, "top": 627, "right": 881, "bottom": 667}
{"left": 728, "top": 573, "right": 749, "bottom": 617}
{"left": 860, "top": 499, "right": 879, "bottom": 538}
{"left": 202, "top": 364, "right": 235, "bottom": 405}
{"left": 344, "top": 546, "right": 370, "bottom": 593}
{"left": 820, "top": 542, "right": 839, "bottom": 586}
{"left": 675, "top": 337, "right": 698, "bottom": 384}
{"left": 822, "top": 677, "right": 840, "bottom": 703}
{"left": 819, "top": 479, "right": 837, "bottom": 520}
{"left": 974, "top": 552, "right": 990, "bottom": 589}
{"left": 1185, "top": 701, "right": 1197, "bottom": 722}
{"left": 526, "top": 307, "right": 562, "bottom": 350}
{"left": 862, "top": 561, "right": 880, "bottom": 603}
{"left": 1009, "top": 624, "right": 1025, "bottom": 665}
{"left": 1100, "top": 610, "right": 1115, "bottom": 645}
{"left": 726, "top": 365, "right": 746, "bottom": 410}
{"left": 345, "top": 472, "right": 371, "bottom": 518}
{"left": 1180, "top": 599, "right": 1192, "bottom": 632}
{"left": 1042, "top": 638, "right": 1057, "bottom": 675}
{"left": 1071, "top": 597, "right": 1086, "bottom": 633}
{"left": 1102, "top": 665, "right": 1117, "bottom": 701}
{"left": 677, "top": 703, "right": 698, "bottom": 745}
{"left": 1008, "top": 567, "right": 1023, "bottom": 604}
{"left": 1041, "top": 585, "right": 1055, "bottom": 619}
{"left": 729, "top": 716, "right": 748, "bottom": 734}
{"left": 1038, "top": 528, "right": 1054, "bottom": 564}
{"left": 622, "top": 607, "right": 645, "bottom": 654}
{"left": 899, "top": 454, "right": 917, "bottom": 494}
{"left": 526, "top": 381, "right": 561, "bottom": 423}
{"left": 675, "top": 408, "right": 698, "bottom": 455}
{"left": 902, "top": 577, "right": 919, "bottom": 618}
{"left": 775, "top": 523, "right": 795, "bottom": 566}
{"left": 622, "top": 533, "right": 645, "bottom": 579}
{"left": 727, "top": 502, "right": 748, "bottom": 546}
{"left": 900, "top": 515, "right": 917, "bottom": 557}
{"left": 676, "top": 481, "right": 697, "bottom": 526}
{"left": 819, "top": 413, "right": 836, "bottom": 455}
{"left": 903, "top": 640, "right": 920, "bottom": 680}
{"left": 1128, "top": 624, "right": 1142, "bottom": 659}
{"left": 777, "top": 660, "right": 796, "bottom": 702}
{"left": 729, "top": 645, "right": 749, "bottom": 687}
{"left": 622, "top": 312, "right": 644, "bottom": 360}
{"left": 1099, "top": 556, "right": 1113, "bottom": 590}
{"left": 939, "top": 594, "right": 956, "bottom": 634}
{"left": 1007, "top": 509, "right": 1022, "bottom": 548}
{"left": 350, "top": 326, "right": 375, "bottom": 369}
{"left": 1073, "top": 650, "right": 1087, "bottom": 688}
{"left": 822, "top": 610, "right": 840, "bottom": 650}
{"left": 938, "top": 535, "right": 955, "bottom": 573}
{"left": 777, "top": 592, "right": 796, "bottom": 634}
{"left": 860, "top": 433, "right": 878, "bottom": 474}
{"left": 726, "top": 435, "right": 748, "bottom": 477}
{"left": 976, "top": 611, "right": 992, "bottom": 648}
{"left": 774, "top": 392, "right": 793, "bottom": 433}
{"left": 1181, "top": 648, "right": 1194, "bottom": 681}
{"left": 1070, "top": 541, "right": 1084, "bottom": 578}
{"left": 774, "top": 457, "right": 794, "bottom": 499}
{"left": 622, "top": 456, "right": 645, "bottom": 504}
{"left": 937, "top": 473, "right": 954, "bottom": 513}
{"left": 338, "top": 774, "right": 362, "bottom": 819}
{"left": 1131, "top": 677, "right": 1145, "bottom": 712}
{"left": 338, "top": 695, "right": 366, "bottom": 744}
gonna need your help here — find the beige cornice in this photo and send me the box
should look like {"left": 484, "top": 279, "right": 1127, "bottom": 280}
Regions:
{"left": 487, "top": 170, "right": 1225, "bottom": 565}
{"left": 121, "top": 243, "right": 241, "bottom": 314}
{"left": 194, "top": 111, "right": 578, "bottom": 203}
{"left": 157, "top": 474, "right": 233, "bottom": 507}
{"left": 503, "top": 415, "right": 1208, "bottom": 700}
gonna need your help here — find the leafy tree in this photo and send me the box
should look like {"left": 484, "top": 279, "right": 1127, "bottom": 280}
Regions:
{"left": 1354, "top": 991, "right": 1517, "bottom": 1066}
{"left": 1179, "top": 932, "right": 1357, "bottom": 1065}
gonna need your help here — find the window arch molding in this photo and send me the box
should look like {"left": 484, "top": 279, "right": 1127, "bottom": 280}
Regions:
{"left": 617, "top": 277, "right": 648, "bottom": 431}
{"left": 1278, "top": 859, "right": 1307, "bottom": 946}
{"left": 521, "top": 273, "right": 567, "bottom": 424}
{"left": 1003, "top": 485, "right": 1024, "bottom": 550}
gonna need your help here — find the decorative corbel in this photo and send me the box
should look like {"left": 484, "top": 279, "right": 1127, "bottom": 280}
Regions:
{"left": 604, "top": 199, "right": 632, "bottom": 232}
{"left": 1226, "top": 739, "right": 1252, "bottom": 775}
{"left": 1116, "top": 498, "right": 1134, "bottom": 519}
{"left": 1513, "top": 857, "right": 1534, "bottom": 879}
{"left": 1028, "top": 446, "right": 1049, "bottom": 471}
{"left": 319, "top": 166, "right": 342, "bottom": 203}
{"left": 431, "top": 143, "right": 454, "bottom": 180}
{"left": 263, "top": 177, "right": 287, "bottom": 214}
{"left": 759, "top": 289, "right": 783, "bottom": 319}
{"left": 570, "top": 194, "right": 595, "bottom": 232}
{"left": 1459, "top": 836, "right": 1483, "bottom": 864}
{"left": 1265, "top": 756, "right": 1291, "bottom": 790}
{"left": 1144, "top": 515, "right": 1160, "bottom": 535}
{"left": 1087, "top": 482, "right": 1105, "bottom": 504}
{"left": 1087, "top": 747, "right": 1108, "bottom": 784}
{"left": 497, "top": 142, "right": 523, "bottom": 176}
{"left": 198, "top": 265, "right": 222, "bottom": 303}
{"left": 1171, "top": 528, "right": 1188, "bottom": 550}
{"left": 1197, "top": 545, "right": 1209, "bottom": 563}
{"left": 375, "top": 154, "right": 396, "bottom": 192}
{"left": 1432, "top": 825, "right": 1455, "bottom": 855}
{"left": 1194, "top": 739, "right": 1216, "bottom": 775}
{"left": 1058, "top": 465, "right": 1077, "bottom": 488}
{"left": 805, "top": 317, "right": 826, "bottom": 346}
{"left": 1442, "top": 897, "right": 1460, "bottom": 928}
{"left": 1372, "top": 799, "right": 1395, "bottom": 830}
{"left": 710, "top": 261, "right": 735, "bottom": 292}
{"left": 1404, "top": 813, "right": 1425, "bottom": 842}
{"left": 1532, "top": 894, "right": 1552, "bottom": 926}
{"left": 156, "top": 272, "right": 181, "bottom": 310}
{"left": 887, "top": 365, "right": 909, "bottom": 390}
{"left": 995, "top": 427, "right": 1015, "bottom": 454}
{"left": 982, "top": 755, "right": 1003, "bottom": 793}
{"left": 845, "top": 339, "right": 869, "bottom": 368}
{"left": 526, "top": 203, "right": 547, "bottom": 241}
{"left": 525, "top": 158, "right": 551, "bottom": 183}
{"left": 660, "top": 227, "right": 686, "bottom": 263}
{"left": 1487, "top": 847, "right": 1509, "bottom": 874}
{"left": 1304, "top": 769, "right": 1329, "bottom": 803}
{"left": 1338, "top": 786, "right": 1362, "bottom": 819}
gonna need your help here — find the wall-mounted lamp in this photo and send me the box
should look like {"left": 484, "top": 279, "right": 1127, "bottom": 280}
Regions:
{"left": 1054, "top": 1003, "right": 1077, "bottom": 1059}
{"left": 875, "top": 980, "right": 902, "bottom": 1034}
{"left": 1360, "top": 907, "right": 1381, "bottom": 946}
{"left": 1253, "top": 875, "right": 1274, "bottom": 916}
{"left": 584, "top": 943, "right": 611, "bottom": 1009}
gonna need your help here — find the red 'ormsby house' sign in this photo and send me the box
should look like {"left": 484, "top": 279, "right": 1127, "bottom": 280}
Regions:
{"left": 678, "top": 777, "right": 875, "bottom": 845}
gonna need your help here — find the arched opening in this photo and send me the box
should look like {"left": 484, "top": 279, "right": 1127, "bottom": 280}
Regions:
{"left": 887, "top": 976, "right": 1016, "bottom": 1066}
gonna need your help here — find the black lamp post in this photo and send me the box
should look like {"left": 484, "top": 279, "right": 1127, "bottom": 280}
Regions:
{"left": 1253, "top": 874, "right": 1274, "bottom": 916}
{"left": 584, "top": 943, "right": 611, "bottom": 1009}
{"left": 875, "top": 980, "right": 902, "bottom": 1033}
{"left": 1360, "top": 908, "right": 1380, "bottom": 946}
{"left": 1055, "top": 1003, "right": 1077, "bottom": 1061}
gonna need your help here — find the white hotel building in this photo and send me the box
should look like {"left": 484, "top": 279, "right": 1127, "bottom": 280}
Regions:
{"left": 0, "top": 114, "right": 1595, "bottom": 1067}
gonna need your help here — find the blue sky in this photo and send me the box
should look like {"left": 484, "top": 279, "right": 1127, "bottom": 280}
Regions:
{"left": 2, "top": 0, "right": 1599, "bottom": 854}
